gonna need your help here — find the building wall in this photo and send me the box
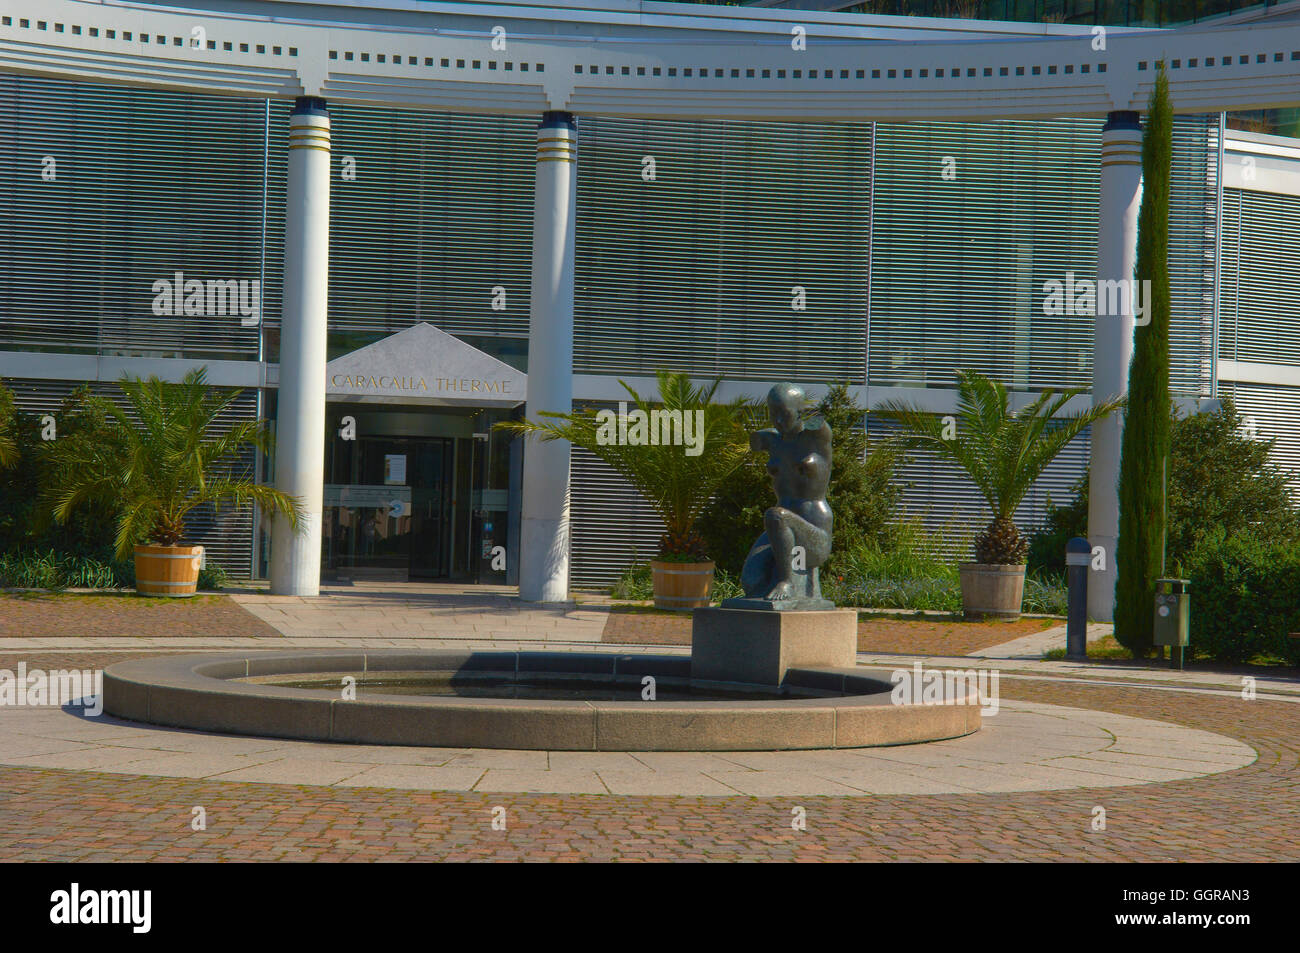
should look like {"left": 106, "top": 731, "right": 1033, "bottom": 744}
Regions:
{"left": 0, "top": 69, "right": 1286, "bottom": 589}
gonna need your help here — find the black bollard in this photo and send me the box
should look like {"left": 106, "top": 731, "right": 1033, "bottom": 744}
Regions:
{"left": 1066, "top": 536, "right": 1090, "bottom": 660}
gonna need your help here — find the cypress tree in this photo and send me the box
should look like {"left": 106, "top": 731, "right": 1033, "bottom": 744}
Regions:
{"left": 1114, "top": 63, "right": 1173, "bottom": 656}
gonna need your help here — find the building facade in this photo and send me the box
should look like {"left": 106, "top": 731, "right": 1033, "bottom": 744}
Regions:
{"left": 2, "top": 0, "right": 1299, "bottom": 611}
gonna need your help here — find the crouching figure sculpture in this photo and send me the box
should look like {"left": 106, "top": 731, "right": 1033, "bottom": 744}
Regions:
{"left": 723, "top": 383, "right": 835, "bottom": 611}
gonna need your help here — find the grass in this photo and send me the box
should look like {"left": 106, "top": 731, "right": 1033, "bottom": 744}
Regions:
{"left": 0, "top": 590, "right": 224, "bottom": 607}
{"left": 1045, "top": 635, "right": 1298, "bottom": 669}
{"left": 1043, "top": 634, "right": 1133, "bottom": 660}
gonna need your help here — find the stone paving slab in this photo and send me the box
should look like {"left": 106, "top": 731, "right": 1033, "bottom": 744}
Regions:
{"left": 208, "top": 759, "right": 375, "bottom": 786}
{"left": 475, "top": 769, "right": 610, "bottom": 795}
{"left": 333, "top": 764, "right": 486, "bottom": 791}
{"left": 0, "top": 697, "right": 1255, "bottom": 797}
{"left": 229, "top": 585, "right": 610, "bottom": 644}
{"left": 970, "top": 622, "right": 1112, "bottom": 659}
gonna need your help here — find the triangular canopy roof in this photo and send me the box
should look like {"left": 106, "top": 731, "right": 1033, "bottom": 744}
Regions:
{"left": 324, "top": 322, "right": 526, "bottom": 407}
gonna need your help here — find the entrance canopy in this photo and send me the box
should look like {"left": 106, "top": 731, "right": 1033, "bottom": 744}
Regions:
{"left": 325, "top": 323, "right": 526, "bottom": 409}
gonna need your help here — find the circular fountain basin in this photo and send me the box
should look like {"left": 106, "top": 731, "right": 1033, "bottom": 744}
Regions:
{"left": 103, "top": 650, "right": 981, "bottom": 751}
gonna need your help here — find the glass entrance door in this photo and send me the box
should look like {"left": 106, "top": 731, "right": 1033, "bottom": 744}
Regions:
{"left": 408, "top": 439, "right": 453, "bottom": 579}
{"left": 324, "top": 434, "right": 454, "bottom": 581}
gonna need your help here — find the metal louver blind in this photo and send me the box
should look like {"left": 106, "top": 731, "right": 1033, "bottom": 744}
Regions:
{"left": 0, "top": 72, "right": 268, "bottom": 361}
{"left": 260, "top": 102, "right": 537, "bottom": 361}
{"left": 1219, "top": 187, "right": 1300, "bottom": 367}
{"left": 569, "top": 445, "right": 665, "bottom": 589}
{"left": 1217, "top": 382, "right": 1300, "bottom": 495}
{"left": 1170, "top": 115, "right": 1218, "bottom": 399}
{"left": 1, "top": 377, "right": 258, "bottom": 577}
{"left": 574, "top": 118, "right": 871, "bottom": 383}
{"left": 870, "top": 115, "right": 1216, "bottom": 397}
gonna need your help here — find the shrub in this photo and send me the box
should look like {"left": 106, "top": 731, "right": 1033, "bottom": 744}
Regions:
{"left": 0, "top": 550, "right": 123, "bottom": 590}
{"left": 1022, "top": 573, "right": 1070, "bottom": 615}
{"left": 1165, "top": 399, "right": 1300, "bottom": 563}
{"left": 0, "top": 385, "right": 149, "bottom": 558}
{"left": 826, "top": 573, "right": 961, "bottom": 612}
{"left": 1027, "top": 476, "right": 1088, "bottom": 575}
{"left": 1028, "top": 398, "right": 1300, "bottom": 614}
{"left": 0, "top": 549, "right": 229, "bottom": 591}
{"left": 1184, "top": 530, "right": 1300, "bottom": 665}
{"left": 610, "top": 562, "right": 653, "bottom": 601}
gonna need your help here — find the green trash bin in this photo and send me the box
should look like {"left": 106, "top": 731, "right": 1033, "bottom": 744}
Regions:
{"left": 1154, "top": 578, "right": 1190, "bottom": 667}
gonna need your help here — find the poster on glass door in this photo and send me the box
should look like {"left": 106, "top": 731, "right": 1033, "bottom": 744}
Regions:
{"left": 384, "top": 454, "right": 407, "bottom": 485}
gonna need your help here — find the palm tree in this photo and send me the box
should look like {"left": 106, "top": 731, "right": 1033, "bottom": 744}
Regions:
{"left": 0, "top": 383, "right": 19, "bottom": 470}
{"left": 43, "top": 367, "right": 304, "bottom": 562}
{"left": 875, "top": 369, "right": 1123, "bottom": 564}
{"left": 495, "top": 370, "right": 752, "bottom": 559}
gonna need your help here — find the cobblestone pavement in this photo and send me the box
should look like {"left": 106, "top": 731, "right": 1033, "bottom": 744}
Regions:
{"left": 0, "top": 593, "right": 282, "bottom": 639}
{"left": 0, "top": 669, "right": 1293, "bottom": 861}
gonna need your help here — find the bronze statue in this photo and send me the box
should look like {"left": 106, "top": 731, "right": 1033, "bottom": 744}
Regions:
{"left": 723, "top": 383, "right": 834, "bottom": 611}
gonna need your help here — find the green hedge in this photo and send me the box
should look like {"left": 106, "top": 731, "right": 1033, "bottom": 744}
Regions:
{"left": 1186, "top": 532, "right": 1300, "bottom": 665}
{"left": 609, "top": 550, "right": 1069, "bottom": 615}
{"left": 0, "top": 550, "right": 229, "bottom": 592}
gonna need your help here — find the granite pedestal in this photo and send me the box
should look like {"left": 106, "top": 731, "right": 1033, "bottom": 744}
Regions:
{"left": 691, "top": 607, "right": 858, "bottom": 686}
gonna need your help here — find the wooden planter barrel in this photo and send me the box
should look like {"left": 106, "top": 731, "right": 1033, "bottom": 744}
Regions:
{"left": 650, "top": 559, "right": 715, "bottom": 611}
{"left": 134, "top": 544, "right": 204, "bottom": 598}
{"left": 958, "top": 563, "right": 1026, "bottom": 620}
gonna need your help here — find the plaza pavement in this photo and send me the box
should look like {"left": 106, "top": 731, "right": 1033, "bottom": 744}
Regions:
{"left": 0, "top": 585, "right": 1295, "bottom": 860}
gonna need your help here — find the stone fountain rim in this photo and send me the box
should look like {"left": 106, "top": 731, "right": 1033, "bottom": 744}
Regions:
{"left": 102, "top": 650, "right": 982, "bottom": 751}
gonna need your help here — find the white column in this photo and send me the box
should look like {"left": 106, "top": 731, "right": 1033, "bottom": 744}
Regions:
{"left": 270, "top": 97, "right": 331, "bottom": 596}
{"left": 519, "top": 111, "right": 577, "bottom": 603}
{"left": 1087, "top": 111, "right": 1143, "bottom": 623}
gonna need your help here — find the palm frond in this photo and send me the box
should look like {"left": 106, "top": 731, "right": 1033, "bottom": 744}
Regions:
{"left": 43, "top": 366, "right": 304, "bottom": 552}
{"left": 495, "top": 371, "right": 752, "bottom": 548}
{"left": 874, "top": 369, "right": 1124, "bottom": 526}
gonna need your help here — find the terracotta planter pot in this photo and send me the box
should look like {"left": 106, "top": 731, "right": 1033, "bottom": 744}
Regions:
{"left": 650, "top": 559, "right": 715, "bottom": 611}
{"left": 134, "top": 544, "right": 204, "bottom": 598}
{"left": 958, "top": 562, "right": 1025, "bottom": 620}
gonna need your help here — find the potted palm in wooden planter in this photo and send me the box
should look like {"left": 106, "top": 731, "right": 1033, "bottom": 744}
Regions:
{"left": 497, "top": 370, "right": 751, "bottom": 610}
{"left": 42, "top": 368, "right": 304, "bottom": 597}
{"left": 876, "top": 369, "right": 1122, "bottom": 620}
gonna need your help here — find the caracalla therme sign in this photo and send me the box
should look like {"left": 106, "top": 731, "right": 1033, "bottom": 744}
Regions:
{"left": 329, "top": 375, "right": 515, "bottom": 395}
{"left": 322, "top": 323, "right": 526, "bottom": 406}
